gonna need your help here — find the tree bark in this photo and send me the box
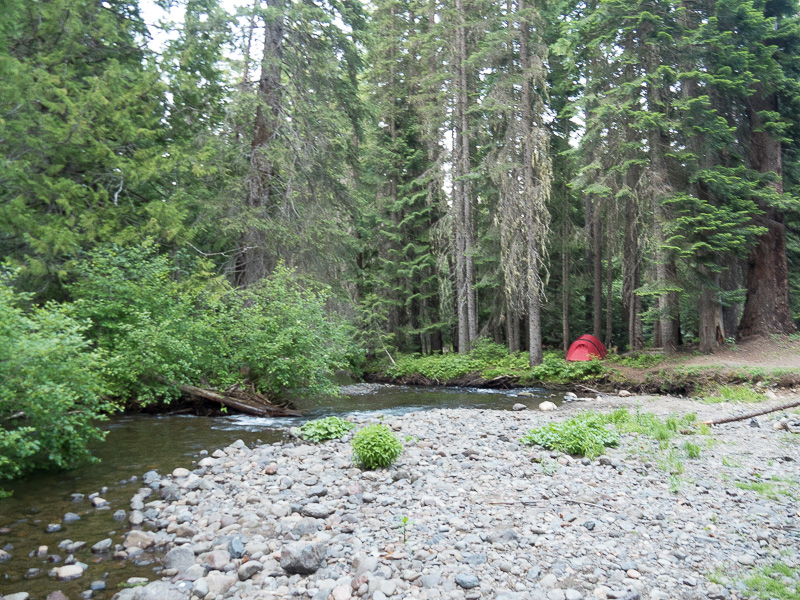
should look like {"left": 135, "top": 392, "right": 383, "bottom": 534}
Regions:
{"left": 592, "top": 199, "right": 602, "bottom": 340}
{"left": 562, "top": 217, "right": 570, "bottom": 351}
{"left": 235, "top": 0, "right": 284, "bottom": 288}
{"left": 738, "top": 86, "right": 796, "bottom": 337}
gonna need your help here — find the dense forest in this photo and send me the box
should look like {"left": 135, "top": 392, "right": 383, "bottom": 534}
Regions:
{"left": 2, "top": 0, "right": 800, "bottom": 476}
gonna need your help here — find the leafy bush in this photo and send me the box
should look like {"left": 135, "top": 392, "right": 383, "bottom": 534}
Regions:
{"left": 522, "top": 413, "right": 620, "bottom": 458}
{"left": 528, "top": 352, "right": 607, "bottom": 382}
{"left": 351, "top": 424, "right": 403, "bottom": 469}
{"left": 0, "top": 273, "right": 116, "bottom": 489}
{"left": 385, "top": 340, "right": 532, "bottom": 382}
{"left": 69, "top": 245, "right": 359, "bottom": 403}
{"left": 300, "top": 416, "right": 355, "bottom": 442}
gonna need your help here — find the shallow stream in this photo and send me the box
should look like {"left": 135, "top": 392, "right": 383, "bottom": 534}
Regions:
{"left": 0, "top": 384, "right": 557, "bottom": 599}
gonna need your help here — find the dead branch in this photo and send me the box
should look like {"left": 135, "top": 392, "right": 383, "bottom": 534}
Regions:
{"left": 576, "top": 384, "right": 606, "bottom": 397}
{"left": 702, "top": 399, "right": 800, "bottom": 426}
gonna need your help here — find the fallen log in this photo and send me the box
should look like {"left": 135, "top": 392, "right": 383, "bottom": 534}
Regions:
{"left": 575, "top": 383, "right": 607, "bottom": 397}
{"left": 177, "top": 384, "right": 301, "bottom": 418}
{"left": 702, "top": 399, "right": 800, "bottom": 426}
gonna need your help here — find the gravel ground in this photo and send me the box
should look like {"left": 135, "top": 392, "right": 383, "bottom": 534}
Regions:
{"left": 104, "top": 394, "right": 800, "bottom": 600}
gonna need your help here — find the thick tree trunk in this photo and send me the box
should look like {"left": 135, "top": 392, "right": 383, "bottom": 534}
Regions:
{"left": 698, "top": 268, "right": 725, "bottom": 353}
{"left": 454, "top": 0, "right": 477, "bottom": 352}
{"left": 592, "top": 200, "right": 602, "bottom": 340}
{"left": 622, "top": 192, "right": 643, "bottom": 351}
{"left": 235, "top": 1, "right": 283, "bottom": 288}
{"left": 738, "top": 88, "right": 796, "bottom": 337}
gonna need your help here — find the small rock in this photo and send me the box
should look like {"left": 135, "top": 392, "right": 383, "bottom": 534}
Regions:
{"left": 4, "top": 593, "right": 30, "bottom": 600}
{"left": 163, "top": 546, "right": 196, "bottom": 573}
{"left": 90, "top": 538, "right": 112, "bottom": 553}
{"left": 91, "top": 497, "right": 107, "bottom": 507}
{"left": 238, "top": 560, "right": 264, "bottom": 581}
{"left": 512, "top": 403, "right": 527, "bottom": 411}
{"left": 134, "top": 580, "right": 191, "bottom": 600}
{"left": 455, "top": 572, "right": 480, "bottom": 589}
{"left": 46, "top": 523, "right": 62, "bottom": 533}
{"left": 55, "top": 564, "right": 84, "bottom": 580}
{"left": 539, "top": 401, "right": 558, "bottom": 412}
{"left": 0, "top": 549, "right": 11, "bottom": 562}
{"left": 62, "top": 512, "right": 81, "bottom": 523}
{"left": 172, "top": 467, "right": 190, "bottom": 478}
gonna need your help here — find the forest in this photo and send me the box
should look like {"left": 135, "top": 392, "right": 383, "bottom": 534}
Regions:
{"left": 2, "top": 0, "right": 800, "bottom": 476}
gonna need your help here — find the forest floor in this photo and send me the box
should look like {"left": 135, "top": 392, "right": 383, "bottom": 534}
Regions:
{"left": 607, "top": 336, "right": 800, "bottom": 395}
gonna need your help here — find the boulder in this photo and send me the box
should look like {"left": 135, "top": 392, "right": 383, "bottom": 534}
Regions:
{"left": 55, "top": 564, "right": 84, "bottom": 580}
{"left": 281, "top": 542, "right": 324, "bottom": 574}
{"left": 539, "top": 401, "right": 558, "bottom": 412}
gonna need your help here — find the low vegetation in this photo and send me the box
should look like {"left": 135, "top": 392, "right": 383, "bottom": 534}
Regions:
{"left": 522, "top": 408, "right": 698, "bottom": 460}
{"left": 742, "top": 562, "right": 800, "bottom": 600}
{"left": 299, "top": 417, "right": 355, "bottom": 443}
{"left": 381, "top": 341, "right": 608, "bottom": 384}
{"left": 351, "top": 424, "right": 403, "bottom": 470}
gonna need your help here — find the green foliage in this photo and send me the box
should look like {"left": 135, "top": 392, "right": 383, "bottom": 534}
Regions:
{"left": 528, "top": 353, "right": 607, "bottom": 382}
{"left": 703, "top": 385, "right": 765, "bottom": 404}
{"left": 383, "top": 345, "right": 607, "bottom": 384}
{"left": 683, "top": 441, "right": 702, "bottom": 459}
{"left": 299, "top": 417, "right": 355, "bottom": 443}
{"left": 351, "top": 424, "right": 403, "bottom": 469}
{"left": 0, "top": 272, "right": 115, "bottom": 489}
{"left": 69, "top": 245, "right": 358, "bottom": 403}
{"left": 742, "top": 563, "right": 800, "bottom": 600}
{"left": 522, "top": 408, "right": 698, "bottom": 459}
{"left": 607, "top": 353, "right": 665, "bottom": 368}
{"left": 522, "top": 413, "right": 620, "bottom": 458}
{"left": 386, "top": 340, "right": 530, "bottom": 382}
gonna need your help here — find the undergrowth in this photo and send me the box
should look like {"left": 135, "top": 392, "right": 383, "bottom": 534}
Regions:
{"left": 382, "top": 341, "right": 608, "bottom": 383}
{"left": 702, "top": 385, "right": 765, "bottom": 404}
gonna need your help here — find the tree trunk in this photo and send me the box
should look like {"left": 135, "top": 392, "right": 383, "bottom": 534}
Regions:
{"left": 235, "top": 0, "right": 284, "bottom": 288}
{"left": 562, "top": 218, "right": 570, "bottom": 351}
{"left": 738, "top": 87, "right": 796, "bottom": 337}
{"left": 698, "top": 267, "right": 725, "bottom": 353}
{"left": 592, "top": 199, "right": 602, "bottom": 340}
{"left": 453, "top": 0, "right": 476, "bottom": 352}
{"left": 622, "top": 191, "right": 643, "bottom": 351}
{"left": 605, "top": 244, "right": 613, "bottom": 348}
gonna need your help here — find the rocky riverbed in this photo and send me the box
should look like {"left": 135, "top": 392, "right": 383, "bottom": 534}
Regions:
{"left": 34, "top": 395, "right": 800, "bottom": 600}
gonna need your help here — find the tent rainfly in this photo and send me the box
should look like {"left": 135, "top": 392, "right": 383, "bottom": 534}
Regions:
{"left": 565, "top": 334, "right": 608, "bottom": 362}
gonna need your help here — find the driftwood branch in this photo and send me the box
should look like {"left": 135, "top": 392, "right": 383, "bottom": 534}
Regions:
{"left": 702, "top": 400, "right": 800, "bottom": 426}
{"left": 576, "top": 384, "right": 606, "bottom": 397}
{"left": 176, "top": 383, "right": 301, "bottom": 418}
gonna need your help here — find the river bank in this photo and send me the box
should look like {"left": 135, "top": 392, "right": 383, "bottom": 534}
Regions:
{"left": 365, "top": 337, "right": 800, "bottom": 396}
{"left": 57, "top": 394, "right": 800, "bottom": 600}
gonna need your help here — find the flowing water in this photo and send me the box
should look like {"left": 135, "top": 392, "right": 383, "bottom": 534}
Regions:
{"left": 0, "top": 384, "right": 557, "bottom": 599}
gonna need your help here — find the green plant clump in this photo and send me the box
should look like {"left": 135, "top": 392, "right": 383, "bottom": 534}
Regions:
{"left": 527, "top": 352, "right": 607, "bottom": 382}
{"left": 522, "top": 413, "right": 620, "bottom": 458}
{"left": 300, "top": 416, "right": 355, "bottom": 443}
{"left": 351, "top": 424, "right": 403, "bottom": 469}
{"left": 0, "top": 273, "right": 116, "bottom": 492}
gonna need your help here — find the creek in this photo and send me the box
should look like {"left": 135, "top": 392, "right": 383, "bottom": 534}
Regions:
{"left": 0, "top": 384, "right": 557, "bottom": 600}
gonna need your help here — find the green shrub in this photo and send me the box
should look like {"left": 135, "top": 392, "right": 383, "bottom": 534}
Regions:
{"left": 351, "top": 424, "right": 403, "bottom": 469}
{"left": 522, "top": 413, "right": 620, "bottom": 458}
{"left": 300, "top": 417, "right": 355, "bottom": 442}
{"left": 703, "top": 385, "right": 764, "bottom": 404}
{"left": 528, "top": 352, "right": 607, "bottom": 382}
{"left": 69, "top": 245, "right": 359, "bottom": 403}
{"left": 0, "top": 273, "right": 116, "bottom": 490}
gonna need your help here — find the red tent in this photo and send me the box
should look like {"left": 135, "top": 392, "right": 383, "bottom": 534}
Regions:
{"left": 566, "top": 334, "right": 608, "bottom": 361}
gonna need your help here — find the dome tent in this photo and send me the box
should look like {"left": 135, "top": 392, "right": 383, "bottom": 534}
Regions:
{"left": 565, "top": 334, "right": 607, "bottom": 362}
